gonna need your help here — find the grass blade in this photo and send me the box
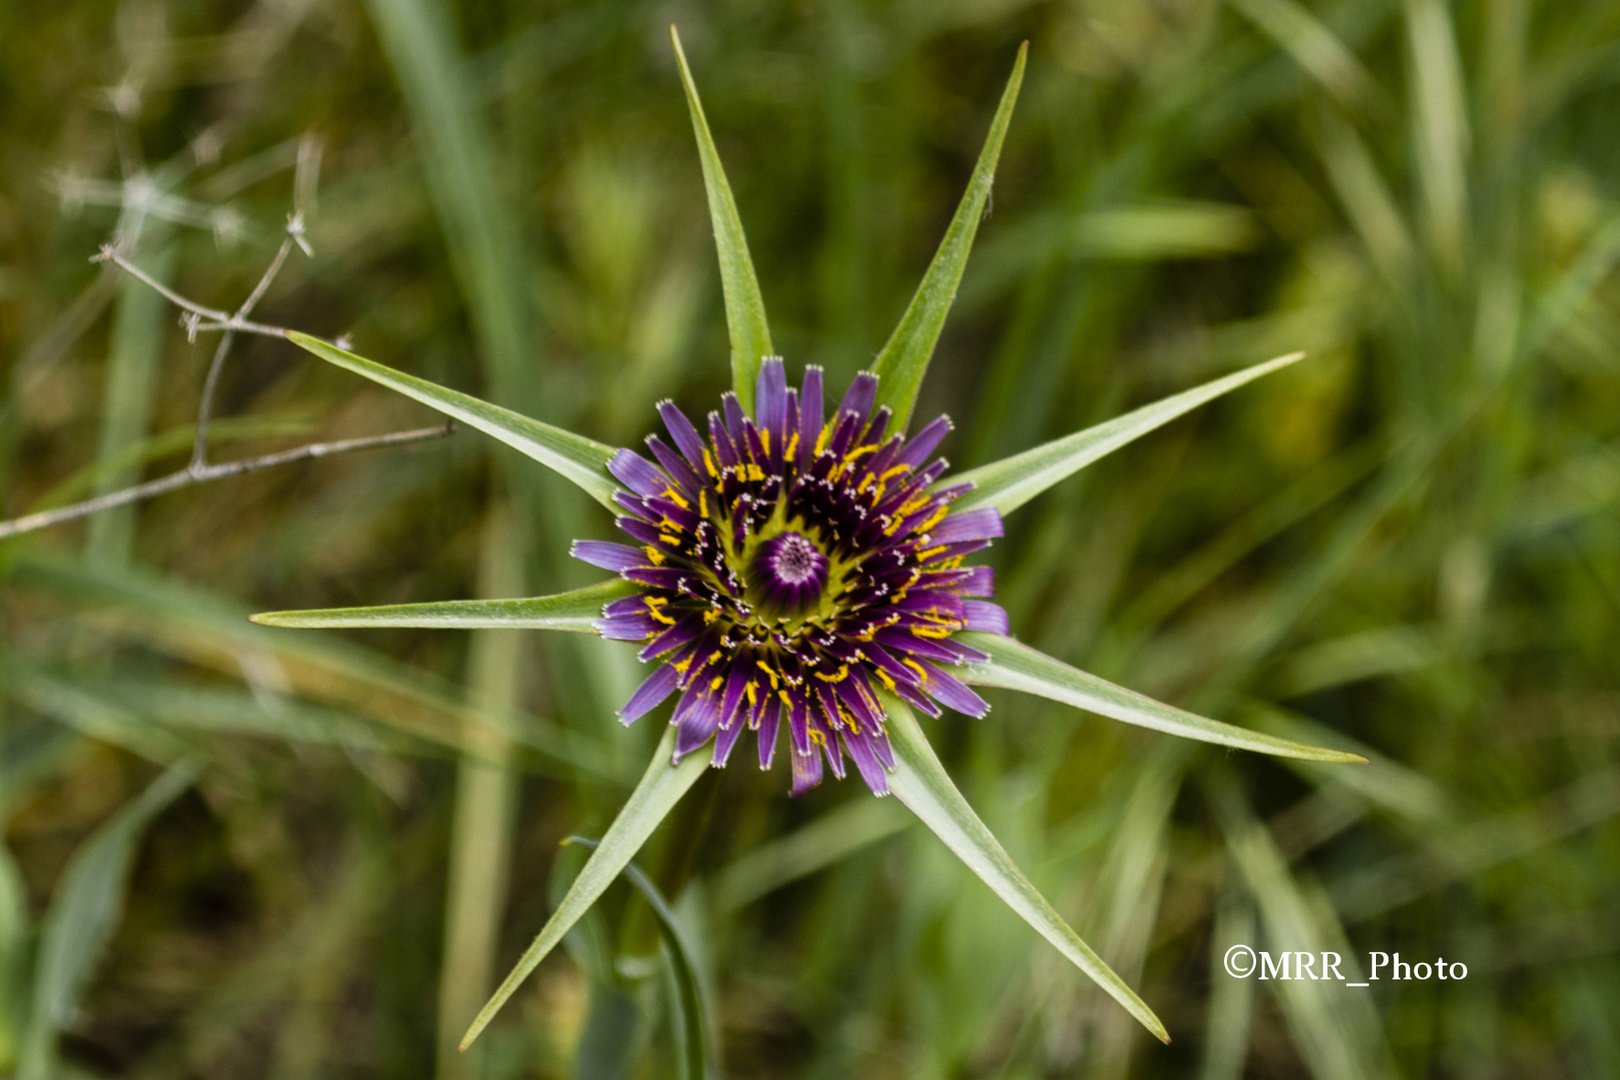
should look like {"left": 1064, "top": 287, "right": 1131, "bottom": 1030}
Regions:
{"left": 436, "top": 511, "right": 525, "bottom": 1080}
{"left": 362, "top": 0, "right": 534, "bottom": 413}
{"left": 951, "top": 352, "right": 1304, "bottom": 516}
{"left": 252, "top": 579, "right": 635, "bottom": 630}
{"left": 670, "top": 25, "right": 773, "bottom": 412}
{"left": 564, "top": 838, "right": 712, "bottom": 1080}
{"left": 7, "top": 664, "right": 194, "bottom": 764}
{"left": 870, "top": 42, "right": 1026, "bottom": 431}
{"left": 711, "top": 797, "right": 909, "bottom": 913}
{"left": 1207, "top": 773, "right": 1396, "bottom": 1080}
{"left": 460, "top": 726, "right": 708, "bottom": 1050}
{"left": 87, "top": 241, "right": 174, "bottom": 566}
{"left": 19, "top": 763, "right": 196, "bottom": 1080}
{"left": 958, "top": 632, "right": 1365, "bottom": 763}
{"left": 0, "top": 844, "right": 27, "bottom": 1072}
{"left": 285, "top": 332, "right": 618, "bottom": 508}
{"left": 13, "top": 552, "right": 619, "bottom": 778}
{"left": 1228, "top": 0, "right": 1381, "bottom": 114}
{"left": 881, "top": 691, "right": 1170, "bottom": 1044}
{"left": 1405, "top": 0, "right": 1471, "bottom": 277}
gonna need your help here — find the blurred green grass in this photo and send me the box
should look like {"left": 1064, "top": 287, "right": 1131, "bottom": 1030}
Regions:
{"left": 4, "top": 0, "right": 1620, "bottom": 1076}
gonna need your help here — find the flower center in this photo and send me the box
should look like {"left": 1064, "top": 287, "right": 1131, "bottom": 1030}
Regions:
{"left": 752, "top": 530, "right": 829, "bottom": 613}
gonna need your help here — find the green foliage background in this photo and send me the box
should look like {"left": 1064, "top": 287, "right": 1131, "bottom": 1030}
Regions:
{"left": 3, "top": 0, "right": 1619, "bottom": 1076}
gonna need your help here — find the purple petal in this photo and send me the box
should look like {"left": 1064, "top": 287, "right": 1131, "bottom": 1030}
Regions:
{"left": 708, "top": 411, "right": 739, "bottom": 468}
{"left": 934, "top": 637, "right": 992, "bottom": 666}
{"left": 833, "top": 670, "right": 883, "bottom": 734}
{"left": 659, "top": 400, "right": 708, "bottom": 470}
{"left": 863, "top": 407, "right": 891, "bottom": 448}
{"left": 712, "top": 719, "right": 746, "bottom": 767}
{"left": 645, "top": 435, "right": 702, "bottom": 495}
{"left": 623, "top": 566, "right": 697, "bottom": 592}
{"left": 722, "top": 392, "right": 749, "bottom": 445}
{"left": 933, "top": 539, "right": 993, "bottom": 562}
{"left": 673, "top": 683, "right": 723, "bottom": 761}
{"left": 787, "top": 691, "right": 813, "bottom": 757}
{"left": 863, "top": 642, "right": 923, "bottom": 688}
{"left": 790, "top": 747, "right": 823, "bottom": 796}
{"left": 638, "top": 611, "right": 704, "bottom": 661}
{"left": 895, "top": 680, "right": 943, "bottom": 718}
{"left": 959, "top": 565, "right": 995, "bottom": 597}
{"left": 758, "top": 697, "right": 781, "bottom": 770}
{"left": 756, "top": 357, "right": 789, "bottom": 440}
{"left": 799, "top": 366, "right": 823, "bottom": 468}
{"left": 837, "top": 372, "right": 878, "bottom": 425}
{"left": 963, "top": 600, "right": 1009, "bottom": 634}
{"left": 918, "top": 660, "right": 990, "bottom": 718}
{"left": 571, "top": 540, "right": 646, "bottom": 573}
{"left": 873, "top": 627, "right": 963, "bottom": 665}
{"left": 931, "top": 508, "right": 1004, "bottom": 545}
{"left": 869, "top": 727, "right": 895, "bottom": 769}
{"left": 595, "top": 613, "right": 659, "bottom": 641}
{"left": 818, "top": 723, "right": 847, "bottom": 781}
{"left": 719, "top": 663, "right": 751, "bottom": 731}
{"left": 614, "top": 492, "right": 653, "bottom": 520}
{"left": 619, "top": 664, "right": 679, "bottom": 724}
{"left": 607, "top": 449, "right": 668, "bottom": 497}
{"left": 603, "top": 595, "right": 651, "bottom": 617}
{"left": 897, "top": 415, "right": 952, "bottom": 466}
{"left": 842, "top": 729, "right": 890, "bottom": 795}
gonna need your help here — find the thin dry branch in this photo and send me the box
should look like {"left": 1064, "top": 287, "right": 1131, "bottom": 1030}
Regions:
{"left": 0, "top": 423, "right": 455, "bottom": 540}
{"left": 2, "top": 211, "right": 458, "bottom": 542}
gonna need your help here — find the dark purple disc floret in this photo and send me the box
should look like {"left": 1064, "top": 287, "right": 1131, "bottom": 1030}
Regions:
{"left": 573, "top": 359, "right": 1007, "bottom": 796}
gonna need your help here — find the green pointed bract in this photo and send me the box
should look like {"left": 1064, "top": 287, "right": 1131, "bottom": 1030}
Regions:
{"left": 870, "top": 43, "right": 1027, "bottom": 432}
{"left": 671, "top": 26, "right": 774, "bottom": 413}
{"left": 882, "top": 691, "right": 1170, "bottom": 1044}
{"left": 460, "top": 726, "right": 708, "bottom": 1051}
{"left": 250, "top": 579, "right": 636, "bottom": 631}
{"left": 952, "top": 351, "right": 1306, "bottom": 516}
{"left": 958, "top": 632, "right": 1366, "bottom": 763}
{"left": 284, "top": 332, "right": 619, "bottom": 509}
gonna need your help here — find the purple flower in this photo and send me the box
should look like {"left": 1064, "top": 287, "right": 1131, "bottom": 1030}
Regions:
{"left": 575, "top": 359, "right": 1007, "bottom": 796}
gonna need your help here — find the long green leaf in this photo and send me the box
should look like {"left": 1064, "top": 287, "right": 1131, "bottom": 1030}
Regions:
{"left": 870, "top": 42, "right": 1026, "bottom": 431}
{"left": 670, "top": 26, "right": 773, "bottom": 412}
{"left": 564, "top": 838, "right": 712, "bottom": 1080}
{"left": 251, "top": 579, "right": 635, "bottom": 630}
{"left": 951, "top": 352, "right": 1305, "bottom": 516}
{"left": 882, "top": 692, "right": 1169, "bottom": 1044}
{"left": 958, "top": 633, "right": 1365, "bottom": 763}
{"left": 19, "top": 763, "right": 195, "bottom": 1080}
{"left": 284, "top": 332, "right": 619, "bottom": 509}
{"left": 460, "top": 726, "right": 708, "bottom": 1050}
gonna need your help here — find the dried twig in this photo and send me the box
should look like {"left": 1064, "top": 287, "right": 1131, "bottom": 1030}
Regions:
{"left": 0, "top": 424, "right": 454, "bottom": 540}
{"left": 2, "top": 214, "right": 457, "bottom": 542}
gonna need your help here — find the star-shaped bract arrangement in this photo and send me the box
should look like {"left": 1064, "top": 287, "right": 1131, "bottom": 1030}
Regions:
{"left": 255, "top": 30, "right": 1364, "bottom": 1051}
